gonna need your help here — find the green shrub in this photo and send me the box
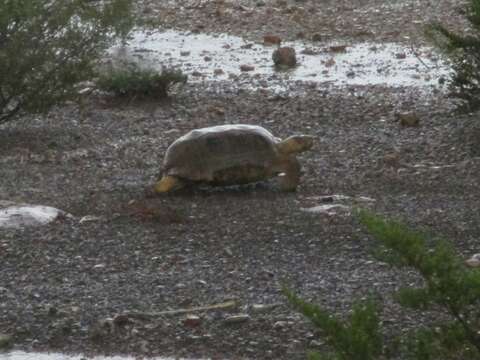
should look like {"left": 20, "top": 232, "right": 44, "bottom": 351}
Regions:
{"left": 358, "top": 210, "right": 480, "bottom": 359}
{"left": 427, "top": 0, "right": 480, "bottom": 111}
{"left": 286, "top": 210, "right": 480, "bottom": 359}
{"left": 0, "top": 0, "right": 134, "bottom": 124}
{"left": 96, "top": 63, "right": 187, "bottom": 98}
{"left": 284, "top": 288, "right": 384, "bottom": 360}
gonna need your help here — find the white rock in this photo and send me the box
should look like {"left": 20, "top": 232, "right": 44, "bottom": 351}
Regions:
{"left": 300, "top": 204, "right": 351, "bottom": 215}
{"left": 79, "top": 215, "right": 102, "bottom": 224}
{"left": 465, "top": 253, "right": 480, "bottom": 268}
{"left": 0, "top": 203, "right": 71, "bottom": 229}
{"left": 224, "top": 314, "right": 250, "bottom": 324}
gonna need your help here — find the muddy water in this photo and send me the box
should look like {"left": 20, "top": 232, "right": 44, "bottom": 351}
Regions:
{"left": 109, "top": 29, "right": 451, "bottom": 90}
{"left": 0, "top": 351, "right": 201, "bottom": 360}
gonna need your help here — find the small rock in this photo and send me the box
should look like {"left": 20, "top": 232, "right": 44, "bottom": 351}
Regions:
{"left": 214, "top": 69, "right": 225, "bottom": 76}
{"left": 175, "top": 282, "right": 186, "bottom": 289}
{"left": 251, "top": 304, "right": 269, "bottom": 313}
{"left": 240, "top": 64, "right": 255, "bottom": 72}
{"left": 273, "top": 320, "right": 291, "bottom": 330}
{"left": 256, "top": 0, "right": 266, "bottom": 6}
{"left": 207, "top": 106, "right": 225, "bottom": 116}
{"left": 113, "top": 314, "right": 132, "bottom": 327}
{"left": 251, "top": 303, "right": 280, "bottom": 313}
{"left": 204, "top": 56, "right": 212, "bottom": 62}
{"left": 329, "top": 45, "right": 347, "bottom": 53}
{"left": 180, "top": 51, "right": 190, "bottom": 56}
{"left": 301, "top": 204, "right": 351, "bottom": 215}
{"left": 264, "top": 34, "right": 282, "bottom": 45}
{"left": 357, "top": 196, "right": 376, "bottom": 203}
{"left": 47, "top": 305, "right": 58, "bottom": 316}
{"left": 301, "top": 48, "right": 319, "bottom": 55}
{"left": 79, "top": 215, "right": 102, "bottom": 224}
{"left": 90, "top": 318, "right": 114, "bottom": 340}
{"left": 183, "top": 314, "right": 202, "bottom": 328}
{"left": 191, "top": 71, "right": 203, "bottom": 77}
{"left": 78, "top": 87, "right": 93, "bottom": 95}
{"left": 224, "top": 314, "right": 250, "bottom": 324}
{"left": 383, "top": 153, "right": 400, "bottom": 167}
{"left": 311, "top": 33, "right": 322, "bottom": 42}
{"left": 396, "top": 112, "right": 420, "bottom": 127}
{"left": 310, "top": 339, "right": 325, "bottom": 347}
{"left": 395, "top": 52, "right": 407, "bottom": 59}
{"left": 0, "top": 334, "right": 13, "bottom": 349}
{"left": 466, "top": 254, "right": 480, "bottom": 267}
{"left": 272, "top": 47, "right": 297, "bottom": 67}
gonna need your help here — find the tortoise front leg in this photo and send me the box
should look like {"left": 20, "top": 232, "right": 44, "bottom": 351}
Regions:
{"left": 154, "top": 175, "right": 185, "bottom": 193}
{"left": 278, "top": 156, "right": 301, "bottom": 192}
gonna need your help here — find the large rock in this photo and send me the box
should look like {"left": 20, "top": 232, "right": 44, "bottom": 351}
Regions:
{"left": 272, "top": 47, "right": 297, "bottom": 68}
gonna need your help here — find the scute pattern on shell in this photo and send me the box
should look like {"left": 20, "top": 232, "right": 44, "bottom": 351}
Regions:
{"left": 163, "top": 125, "right": 281, "bottom": 182}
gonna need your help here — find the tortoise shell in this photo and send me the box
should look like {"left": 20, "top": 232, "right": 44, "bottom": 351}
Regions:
{"left": 163, "top": 124, "right": 282, "bottom": 185}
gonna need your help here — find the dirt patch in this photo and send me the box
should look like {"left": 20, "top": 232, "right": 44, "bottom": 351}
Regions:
{"left": 1, "top": 1, "right": 480, "bottom": 359}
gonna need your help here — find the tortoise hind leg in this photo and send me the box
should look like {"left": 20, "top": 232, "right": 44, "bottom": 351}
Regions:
{"left": 278, "top": 156, "right": 301, "bottom": 192}
{"left": 154, "top": 175, "right": 185, "bottom": 193}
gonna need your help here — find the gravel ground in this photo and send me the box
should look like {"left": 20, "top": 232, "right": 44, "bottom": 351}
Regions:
{"left": 1, "top": 1, "right": 480, "bottom": 359}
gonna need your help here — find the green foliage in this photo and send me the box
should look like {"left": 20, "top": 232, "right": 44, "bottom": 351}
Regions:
{"left": 426, "top": 0, "right": 480, "bottom": 111}
{"left": 284, "top": 287, "right": 384, "bottom": 360}
{"left": 357, "top": 209, "right": 480, "bottom": 358}
{"left": 286, "top": 210, "right": 480, "bottom": 359}
{"left": 0, "top": 0, "right": 134, "bottom": 124}
{"left": 96, "top": 62, "right": 187, "bottom": 99}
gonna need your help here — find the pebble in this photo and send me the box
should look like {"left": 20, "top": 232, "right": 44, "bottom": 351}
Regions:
{"left": 183, "top": 314, "right": 202, "bottom": 327}
{"left": 264, "top": 34, "right": 282, "bottom": 45}
{"left": 79, "top": 215, "right": 102, "bottom": 224}
{"left": 396, "top": 112, "right": 420, "bottom": 127}
{"left": 273, "top": 320, "right": 293, "bottom": 330}
{"left": 240, "top": 64, "right": 255, "bottom": 72}
{"left": 329, "top": 45, "right": 347, "bottom": 53}
{"left": 465, "top": 253, "right": 480, "bottom": 267}
{"left": 113, "top": 314, "right": 131, "bottom": 327}
{"left": 300, "top": 204, "right": 351, "bottom": 215}
{"left": 251, "top": 304, "right": 270, "bottom": 313}
{"left": 272, "top": 47, "right": 297, "bottom": 67}
{"left": 224, "top": 314, "right": 250, "bottom": 324}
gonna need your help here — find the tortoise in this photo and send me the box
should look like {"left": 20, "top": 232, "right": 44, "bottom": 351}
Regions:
{"left": 154, "top": 124, "right": 314, "bottom": 193}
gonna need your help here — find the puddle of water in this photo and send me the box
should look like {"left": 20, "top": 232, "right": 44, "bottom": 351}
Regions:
{"left": 0, "top": 204, "right": 67, "bottom": 229}
{"left": 109, "top": 29, "right": 451, "bottom": 90}
{"left": 0, "top": 351, "right": 201, "bottom": 360}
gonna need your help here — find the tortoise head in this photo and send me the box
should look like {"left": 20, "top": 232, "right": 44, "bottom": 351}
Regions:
{"left": 277, "top": 135, "right": 314, "bottom": 154}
